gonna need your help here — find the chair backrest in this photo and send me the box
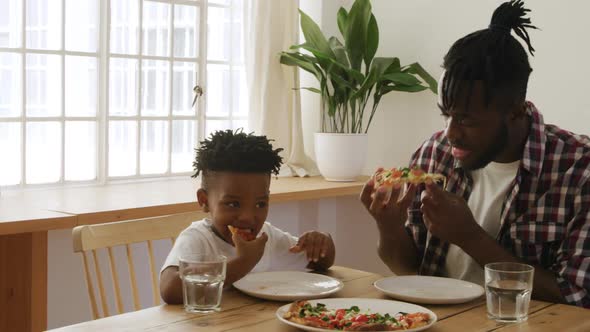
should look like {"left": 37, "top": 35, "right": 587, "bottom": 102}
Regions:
{"left": 72, "top": 211, "right": 208, "bottom": 319}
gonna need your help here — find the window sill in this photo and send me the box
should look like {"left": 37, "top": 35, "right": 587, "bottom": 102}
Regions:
{"left": 0, "top": 176, "right": 367, "bottom": 235}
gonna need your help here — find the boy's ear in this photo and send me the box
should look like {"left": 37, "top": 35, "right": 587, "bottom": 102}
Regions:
{"left": 196, "top": 189, "right": 209, "bottom": 212}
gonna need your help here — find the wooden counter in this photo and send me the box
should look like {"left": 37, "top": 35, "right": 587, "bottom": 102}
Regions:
{"left": 1, "top": 176, "right": 366, "bottom": 230}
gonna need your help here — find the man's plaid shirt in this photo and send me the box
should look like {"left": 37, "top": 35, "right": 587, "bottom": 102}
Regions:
{"left": 406, "top": 102, "right": 590, "bottom": 307}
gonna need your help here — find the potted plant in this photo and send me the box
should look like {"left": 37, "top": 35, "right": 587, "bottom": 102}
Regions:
{"left": 280, "top": 0, "right": 437, "bottom": 181}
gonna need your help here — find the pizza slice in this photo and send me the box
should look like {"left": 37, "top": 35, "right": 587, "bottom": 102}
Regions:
{"left": 373, "top": 167, "right": 446, "bottom": 189}
{"left": 282, "top": 301, "right": 328, "bottom": 328}
{"left": 227, "top": 225, "right": 256, "bottom": 241}
{"left": 397, "top": 312, "right": 431, "bottom": 330}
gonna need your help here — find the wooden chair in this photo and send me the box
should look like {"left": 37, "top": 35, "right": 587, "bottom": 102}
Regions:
{"left": 72, "top": 211, "right": 208, "bottom": 319}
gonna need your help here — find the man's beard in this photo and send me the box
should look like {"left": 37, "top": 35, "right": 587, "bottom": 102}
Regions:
{"left": 462, "top": 121, "right": 509, "bottom": 171}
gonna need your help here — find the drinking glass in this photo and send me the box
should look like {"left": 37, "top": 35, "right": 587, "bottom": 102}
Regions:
{"left": 485, "top": 262, "right": 534, "bottom": 322}
{"left": 179, "top": 254, "right": 227, "bottom": 313}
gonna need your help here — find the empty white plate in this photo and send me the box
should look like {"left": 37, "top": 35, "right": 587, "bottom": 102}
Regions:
{"left": 374, "top": 275, "right": 484, "bottom": 304}
{"left": 233, "top": 271, "right": 343, "bottom": 301}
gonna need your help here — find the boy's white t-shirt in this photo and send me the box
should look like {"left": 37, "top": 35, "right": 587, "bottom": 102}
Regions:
{"left": 444, "top": 160, "right": 520, "bottom": 285}
{"left": 161, "top": 219, "right": 309, "bottom": 274}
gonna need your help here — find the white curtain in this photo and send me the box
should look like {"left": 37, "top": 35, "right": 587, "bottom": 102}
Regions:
{"left": 243, "top": 0, "right": 315, "bottom": 177}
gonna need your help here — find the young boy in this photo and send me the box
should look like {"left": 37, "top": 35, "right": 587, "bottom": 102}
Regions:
{"left": 160, "top": 130, "right": 336, "bottom": 304}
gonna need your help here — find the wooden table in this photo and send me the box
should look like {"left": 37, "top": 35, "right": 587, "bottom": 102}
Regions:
{"left": 0, "top": 177, "right": 366, "bottom": 332}
{"left": 48, "top": 266, "right": 590, "bottom": 332}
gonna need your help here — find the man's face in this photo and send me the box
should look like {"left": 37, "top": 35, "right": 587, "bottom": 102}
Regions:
{"left": 439, "top": 81, "right": 512, "bottom": 171}
{"left": 197, "top": 172, "right": 270, "bottom": 245}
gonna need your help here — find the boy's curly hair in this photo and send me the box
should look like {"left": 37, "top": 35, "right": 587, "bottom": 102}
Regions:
{"left": 192, "top": 129, "right": 283, "bottom": 183}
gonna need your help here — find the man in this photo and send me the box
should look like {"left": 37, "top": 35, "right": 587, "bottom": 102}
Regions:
{"left": 360, "top": 0, "right": 590, "bottom": 308}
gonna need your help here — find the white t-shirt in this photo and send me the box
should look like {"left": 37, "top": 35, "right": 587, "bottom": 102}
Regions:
{"left": 161, "top": 219, "right": 309, "bottom": 274}
{"left": 445, "top": 160, "right": 520, "bottom": 285}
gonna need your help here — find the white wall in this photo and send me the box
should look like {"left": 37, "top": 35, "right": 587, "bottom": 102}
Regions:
{"left": 47, "top": 1, "right": 590, "bottom": 328}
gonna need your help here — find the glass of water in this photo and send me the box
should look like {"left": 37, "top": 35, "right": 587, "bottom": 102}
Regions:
{"left": 179, "top": 254, "right": 227, "bottom": 313}
{"left": 485, "top": 262, "right": 534, "bottom": 322}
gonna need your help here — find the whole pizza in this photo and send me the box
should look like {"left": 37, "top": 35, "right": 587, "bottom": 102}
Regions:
{"left": 282, "top": 300, "right": 431, "bottom": 331}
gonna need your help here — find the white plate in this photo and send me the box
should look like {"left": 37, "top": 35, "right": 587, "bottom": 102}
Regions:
{"left": 374, "top": 275, "right": 484, "bottom": 304}
{"left": 233, "top": 271, "right": 343, "bottom": 301}
{"left": 276, "top": 298, "right": 437, "bottom": 332}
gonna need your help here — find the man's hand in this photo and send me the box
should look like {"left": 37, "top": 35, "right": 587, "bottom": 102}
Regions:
{"left": 360, "top": 175, "right": 417, "bottom": 234}
{"left": 420, "top": 182, "right": 483, "bottom": 247}
{"left": 359, "top": 173, "right": 420, "bottom": 275}
{"left": 421, "top": 182, "right": 566, "bottom": 304}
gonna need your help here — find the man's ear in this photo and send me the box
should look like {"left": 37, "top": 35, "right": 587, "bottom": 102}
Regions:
{"left": 510, "top": 102, "right": 527, "bottom": 120}
{"left": 197, "top": 188, "right": 209, "bottom": 212}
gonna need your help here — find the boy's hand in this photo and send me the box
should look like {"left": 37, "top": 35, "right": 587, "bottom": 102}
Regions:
{"left": 234, "top": 231, "right": 268, "bottom": 265}
{"left": 289, "top": 231, "right": 332, "bottom": 263}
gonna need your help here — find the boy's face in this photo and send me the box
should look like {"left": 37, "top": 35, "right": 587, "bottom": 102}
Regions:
{"left": 197, "top": 171, "right": 271, "bottom": 245}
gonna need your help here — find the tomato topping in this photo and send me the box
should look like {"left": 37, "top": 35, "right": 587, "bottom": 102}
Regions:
{"left": 411, "top": 168, "right": 424, "bottom": 177}
{"left": 352, "top": 314, "right": 369, "bottom": 323}
{"left": 305, "top": 316, "right": 328, "bottom": 327}
{"left": 391, "top": 170, "right": 403, "bottom": 178}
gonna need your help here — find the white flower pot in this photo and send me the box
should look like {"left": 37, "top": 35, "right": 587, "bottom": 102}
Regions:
{"left": 314, "top": 133, "right": 368, "bottom": 182}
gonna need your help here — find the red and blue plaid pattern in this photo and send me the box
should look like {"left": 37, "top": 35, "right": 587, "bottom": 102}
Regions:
{"left": 405, "top": 102, "right": 590, "bottom": 307}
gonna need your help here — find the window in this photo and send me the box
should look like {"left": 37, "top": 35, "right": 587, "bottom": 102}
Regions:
{"left": 0, "top": 0, "right": 247, "bottom": 187}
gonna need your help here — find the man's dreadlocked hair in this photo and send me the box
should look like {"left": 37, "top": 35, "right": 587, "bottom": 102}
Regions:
{"left": 441, "top": 0, "right": 537, "bottom": 112}
{"left": 192, "top": 129, "right": 283, "bottom": 188}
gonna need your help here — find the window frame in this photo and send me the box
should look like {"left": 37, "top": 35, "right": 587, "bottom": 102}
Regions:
{"left": 0, "top": 0, "right": 247, "bottom": 189}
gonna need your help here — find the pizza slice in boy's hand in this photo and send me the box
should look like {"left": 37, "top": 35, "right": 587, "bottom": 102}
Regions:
{"left": 228, "top": 225, "right": 256, "bottom": 241}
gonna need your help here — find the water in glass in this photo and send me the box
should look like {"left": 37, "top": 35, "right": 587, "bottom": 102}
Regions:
{"left": 182, "top": 273, "right": 225, "bottom": 313}
{"left": 179, "top": 254, "right": 227, "bottom": 313}
{"left": 485, "top": 262, "right": 534, "bottom": 323}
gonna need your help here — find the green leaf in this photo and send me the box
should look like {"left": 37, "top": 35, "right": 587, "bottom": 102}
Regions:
{"left": 381, "top": 84, "right": 429, "bottom": 93}
{"left": 329, "top": 71, "right": 355, "bottom": 90}
{"left": 365, "top": 14, "right": 379, "bottom": 68}
{"left": 297, "top": 44, "right": 339, "bottom": 72}
{"left": 381, "top": 72, "right": 421, "bottom": 86}
{"left": 299, "top": 9, "right": 336, "bottom": 62}
{"left": 298, "top": 87, "right": 322, "bottom": 94}
{"left": 279, "top": 52, "right": 322, "bottom": 79}
{"left": 371, "top": 57, "right": 397, "bottom": 77}
{"left": 384, "top": 58, "right": 401, "bottom": 74}
{"left": 337, "top": 8, "right": 348, "bottom": 38}
{"left": 350, "top": 68, "right": 375, "bottom": 100}
{"left": 344, "top": 0, "right": 371, "bottom": 71}
{"left": 289, "top": 42, "right": 308, "bottom": 50}
{"left": 328, "top": 59, "right": 365, "bottom": 83}
{"left": 328, "top": 37, "right": 350, "bottom": 68}
{"left": 350, "top": 57, "right": 396, "bottom": 100}
{"left": 404, "top": 62, "right": 439, "bottom": 93}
